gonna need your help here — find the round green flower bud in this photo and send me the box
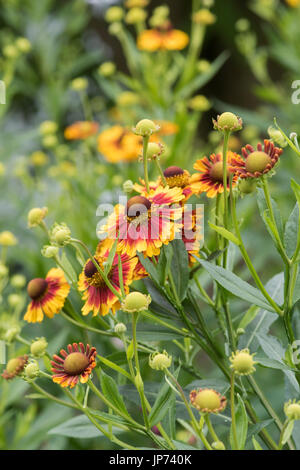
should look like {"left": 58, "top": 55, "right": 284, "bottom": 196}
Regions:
{"left": 239, "top": 179, "right": 257, "bottom": 195}
{"left": 41, "top": 245, "right": 59, "bottom": 258}
{"left": 267, "top": 126, "right": 287, "bottom": 148}
{"left": 71, "top": 77, "right": 88, "bottom": 91}
{"left": 212, "top": 441, "right": 226, "bottom": 450}
{"left": 125, "top": 7, "right": 147, "bottom": 24}
{"left": 123, "top": 179, "right": 134, "bottom": 194}
{"left": 30, "top": 338, "right": 48, "bottom": 358}
{"left": 149, "top": 351, "right": 172, "bottom": 370}
{"left": 4, "top": 326, "right": 20, "bottom": 343}
{"left": 190, "top": 388, "right": 226, "bottom": 413}
{"left": 284, "top": 401, "right": 300, "bottom": 421}
{"left": 28, "top": 207, "right": 48, "bottom": 228}
{"left": 109, "top": 22, "right": 123, "bottom": 35}
{"left": 98, "top": 62, "right": 116, "bottom": 77}
{"left": 0, "top": 263, "right": 8, "bottom": 279}
{"left": 3, "top": 44, "right": 19, "bottom": 59}
{"left": 134, "top": 119, "right": 159, "bottom": 137}
{"left": 39, "top": 121, "right": 58, "bottom": 135}
{"left": 8, "top": 294, "right": 22, "bottom": 308}
{"left": 0, "top": 231, "right": 17, "bottom": 246}
{"left": 245, "top": 151, "right": 271, "bottom": 174}
{"left": 25, "top": 361, "right": 39, "bottom": 379}
{"left": 105, "top": 6, "right": 124, "bottom": 23}
{"left": 197, "top": 60, "right": 211, "bottom": 73}
{"left": 117, "top": 91, "right": 139, "bottom": 107}
{"left": 42, "top": 135, "right": 58, "bottom": 148}
{"left": 230, "top": 349, "right": 256, "bottom": 375}
{"left": 214, "top": 112, "right": 242, "bottom": 132}
{"left": 188, "top": 95, "right": 211, "bottom": 112}
{"left": 50, "top": 223, "right": 71, "bottom": 247}
{"left": 122, "top": 292, "right": 151, "bottom": 313}
{"left": 10, "top": 274, "right": 26, "bottom": 289}
{"left": 114, "top": 322, "right": 127, "bottom": 334}
{"left": 146, "top": 142, "right": 164, "bottom": 159}
{"left": 15, "top": 37, "right": 31, "bottom": 53}
{"left": 236, "top": 327, "right": 246, "bottom": 336}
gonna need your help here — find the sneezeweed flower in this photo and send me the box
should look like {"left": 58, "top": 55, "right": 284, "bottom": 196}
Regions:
{"left": 190, "top": 151, "right": 242, "bottom": 198}
{"left": 51, "top": 343, "right": 97, "bottom": 388}
{"left": 0, "top": 231, "right": 17, "bottom": 246}
{"left": 28, "top": 207, "right": 48, "bottom": 228}
{"left": 97, "top": 125, "right": 141, "bottom": 163}
{"left": 190, "top": 388, "right": 227, "bottom": 414}
{"left": 285, "top": 0, "right": 300, "bottom": 6}
{"left": 137, "top": 24, "right": 189, "bottom": 51}
{"left": 284, "top": 400, "right": 300, "bottom": 420}
{"left": 99, "top": 188, "right": 184, "bottom": 257}
{"left": 98, "top": 61, "right": 116, "bottom": 77}
{"left": 29, "top": 151, "right": 49, "bottom": 167}
{"left": 105, "top": 6, "right": 124, "bottom": 23}
{"left": 24, "top": 268, "right": 70, "bottom": 323}
{"left": 163, "top": 166, "right": 192, "bottom": 201}
{"left": 182, "top": 208, "right": 203, "bottom": 264}
{"left": 122, "top": 291, "right": 151, "bottom": 313}
{"left": 213, "top": 112, "right": 242, "bottom": 133}
{"left": 50, "top": 223, "right": 71, "bottom": 246}
{"left": 30, "top": 337, "right": 48, "bottom": 358}
{"left": 24, "top": 361, "right": 39, "bottom": 380}
{"left": 39, "top": 121, "right": 58, "bottom": 135}
{"left": 2, "top": 355, "right": 28, "bottom": 380}
{"left": 231, "top": 140, "right": 283, "bottom": 179}
{"left": 155, "top": 120, "right": 179, "bottom": 136}
{"left": 192, "top": 9, "right": 216, "bottom": 25}
{"left": 78, "top": 250, "right": 137, "bottom": 316}
{"left": 149, "top": 351, "right": 172, "bottom": 370}
{"left": 64, "top": 121, "right": 99, "bottom": 140}
{"left": 71, "top": 77, "right": 88, "bottom": 91}
{"left": 229, "top": 349, "right": 256, "bottom": 375}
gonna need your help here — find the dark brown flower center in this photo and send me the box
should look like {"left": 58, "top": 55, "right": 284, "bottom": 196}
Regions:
{"left": 163, "top": 166, "right": 184, "bottom": 178}
{"left": 126, "top": 196, "right": 151, "bottom": 218}
{"left": 84, "top": 259, "right": 100, "bottom": 278}
{"left": 27, "top": 278, "right": 48, "bottom": 300}
{"left": 63, "top": 352, "right": 89, "bottom": 375}
{"left": 209, "top": 161, "right": 224, "bottom": 182}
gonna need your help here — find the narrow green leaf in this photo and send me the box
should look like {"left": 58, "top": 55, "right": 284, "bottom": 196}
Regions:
{"left": 98, "top": 356, "right": 132, "bottom": 381}
{"left": 170, "top": 239, "right": 189, "bottom": 301}
{"left": 238, "top": 305, "right": 259, "bottom": 330}
{"left": 282, "top": 420, "right": 294, "bottom": 445}
{"left": 198, "top": 258, "right": 276, "bottom": 312}
{"left": 252, "top": 436, "right": 263, "bottom": 450}
{"left": 208, "top": 222, "right": 240, "bottom": 246}
{"left": 100, "top": 370, "right": 130, "bottom": 417}
{"left": 230, "top": 394, "right": 248, "bottom": 450}
{"left": 284, "top": 203, "right": 299, "bottom": 258}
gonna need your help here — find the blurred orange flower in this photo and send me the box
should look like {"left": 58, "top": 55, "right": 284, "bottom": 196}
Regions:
{"left": 64, "top": 121, "right": 99, "bottom": 140}
{"left": 97, "top": 125, "right": 142, "bottom": 163}
{"left": 137, "top": 27, "right": 189, "bottom": 51}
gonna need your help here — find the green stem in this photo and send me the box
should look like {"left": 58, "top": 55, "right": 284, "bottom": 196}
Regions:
{"left": 204, "top": 414, "right": 221, "bottom": 444}
{"left": 230, "top": 373, "right": 239, "bottom": 450}
{"left": 61, "top": 311, "right": 113, "bottom": 337}
{"left": 142, "top": 135, "right": 150, "bottom": 193}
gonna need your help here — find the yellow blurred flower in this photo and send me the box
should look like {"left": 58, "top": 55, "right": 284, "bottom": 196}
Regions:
{"left": 0, "top": 231, "right": 17, "bottom": 246}
{"left": 0, "top": 162, "right": 6, "bottom": 176}
{"left": 30, "top": 151, "right": 49, "bottom": 167}
{"left": 97, "top": 125, "right": 142, "bottom": 163}
{"left": 193, "top": 9, "right": 216, "bottom": 25}
{"left": 125, "top": 0, "right": 149, "bottom": 8}
{"left": 137, "top": 27, "right": 189, "bottom": 51}
{"left": 15, "top": 37, "right": 31, "bottom": 53}
{"left": 285, "top": 0, "right": 300, "bottom": 6}
{"left": 64, "top": 121, "right": 99, "bottom": 140}
{"left": 116, "top": 91, "right": 140, "bottom": 107}
{"left": 71, "top": 77, "right": 88, "bottom": 91}
{"left": 39, "top": 121, "right": 58, "bottom": 135}
{"left": 188, "top": 95, "right": 211, "bottom": 112}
